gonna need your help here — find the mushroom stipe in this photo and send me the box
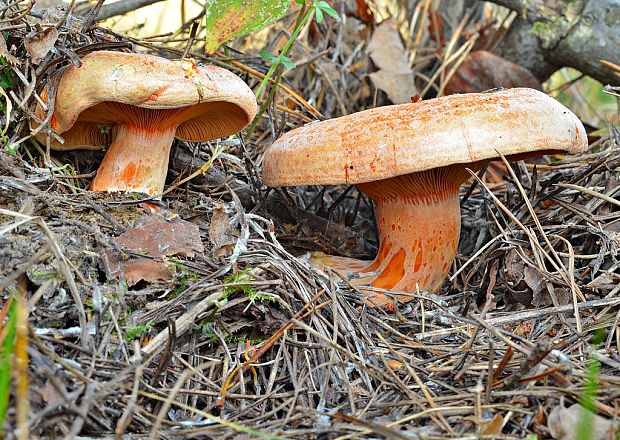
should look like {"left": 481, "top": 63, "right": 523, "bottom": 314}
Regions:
{"left": 262, "top": 88, "right": 588, "bottom": 310}
{"left": 313, "top": 167, "right": 469, "bottom": 309}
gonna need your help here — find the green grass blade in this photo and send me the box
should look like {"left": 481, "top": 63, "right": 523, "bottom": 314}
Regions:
{"left": 0, "top": 299, "right": 17, "bottom": 429}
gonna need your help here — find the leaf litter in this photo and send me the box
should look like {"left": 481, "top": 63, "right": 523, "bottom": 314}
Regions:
{"left": 0, "top": 0, "right": 619, "bottom": 438}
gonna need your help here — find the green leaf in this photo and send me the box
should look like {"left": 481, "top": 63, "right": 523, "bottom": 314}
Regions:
{"left": 321, "top": 6, "right": 339, "bottom": 20}
{"left": 259, "top": 50, "right": 295, "bottom": 69}
{"left": 259, "top": 50, "right": 278, "bottom": 64}
{"left": 314, "top": 5, "right": 324, "bottom": 23}
{"left": 316, "top": 1, "right": 339, "bottom": 20}
{"left": 204, "top": 0, "right": 291, "bottom": 54}
{"left": 279, "top": 55, "right": 295, "bottom": 70}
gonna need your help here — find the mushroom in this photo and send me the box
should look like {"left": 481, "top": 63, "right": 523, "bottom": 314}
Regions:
{"left": 32, "top": 50, "right": 257, "bottom": 196}
{"left": 262, "top": 88, "right": 588, "bottom": 309}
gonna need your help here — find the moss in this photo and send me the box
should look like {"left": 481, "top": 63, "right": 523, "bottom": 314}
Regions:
{"left": 166, "top": 258, "right": 201, "bottom": 299}
{"left": 29, "top": 271, "right": 63, "bottom": 280}
{"left": 125, "top": 322, "right": 153, "bottom": 342}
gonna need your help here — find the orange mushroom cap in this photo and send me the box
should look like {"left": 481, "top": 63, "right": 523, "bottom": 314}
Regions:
{"left": 262, "top": 88, "right": 588, "bottom": 309}
{"left": 33, "top": 50, "right": 257, "bottom": 196}
{"left": 263, "top": 88, "right": 585, "bottom": 186}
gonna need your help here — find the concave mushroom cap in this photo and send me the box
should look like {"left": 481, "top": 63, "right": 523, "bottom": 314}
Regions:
{"left": 34, "top": 50, "right": 257, "bottom": 150}
{"left": 262, "top": 88, "right": 587, "bottom": 187}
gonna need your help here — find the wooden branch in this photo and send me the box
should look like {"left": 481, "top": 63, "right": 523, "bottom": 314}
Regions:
{"left": 491, "top": 0, "right": 620, "bottom": 85}
{"left": 80, "top": 0, "right": 168, "bottom": 21}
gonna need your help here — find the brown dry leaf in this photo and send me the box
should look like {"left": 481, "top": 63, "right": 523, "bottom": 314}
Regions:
{"left": 355, "top": 0, "right": 374, "bottom": 23}
{"left": 548, "top": 404, "right": 618, "bottom": 440}
{"left": 117, "top": 258, "right": 172, "bottom": 286}
{"left": 40, "top": 376, "right": 68, "bottom": 405}
{"left": 116, "top": 213, "right": 204, "bottom": 258}
{"left": 444, "top": 50, "right": 541, "bottom": 95}
{"left": 532, "top": 285, "right": 571, "bottom": 308}
{"left": 485, "top": 260, "right": 499, "bottom": 311}
{"left": 385, "top": 359, "right": 404, "bottom": 370}
{"left": 366, "top": 19, "right": 417, "bottom": 104}
{"left": 427, "top": 9, "right": 445, "bottom": 49}
{"left": 585, "top": 272, "right": 620, "bottom": 290}
{"left": 25, "top": 27, "right": 59, "bottom": 65}
{"left": 524, "top": 265, "right": 545, "bottom": 303}
{"left": 504, "top": 248, "right": 558, "bottom": 307}
{"left": 523, "top": 266, "right": 544, "bottom": 292}
{"left": 504, "top": 248, "right": 533, "bottom": 304}
{"left": 103, "top": 212, "right": 204, "bottom": 285}
{"left": 209, "top": 207, "right": 235, "bottom": 259}
{"left": 504, "top": 248, "right": 526, "bottom": 285}
{"left": 533, "top": 404, "right": 547, "bottom": 426}
{"left": 603, "top": 216, "right": 620, "bottom": 233}
{"left": 481, "top": 413, "right": 504, "bottom": 436}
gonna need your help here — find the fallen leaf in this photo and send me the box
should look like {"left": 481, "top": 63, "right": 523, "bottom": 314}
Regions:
{"left": 534, "top": 404, "right": 547, "bottom": 426}
{"left": 504, "top": 248, "right": 562, "bottom": 307}
{"left": 209, "top": 207, "right": 235, "bottom": 259}
{"left": 485, "top": 260, "right": 499, "bottom": 311}
{"left": 481, "top": 413, "right": 504, "bottom": 436}
{"left": 115, "top": 258, "right": 172, "bottom": 286}
{"left": 532, "top": 286, "right": 571, "bottom": 308}
{"left": 40, "top": 376, "right": 68, "bottom": 405}
{"left": 103, "top": 211, "right": 204, "bottom": 286}
{"left": 504, "top": 248, "right": 526, "bottom": 285}
{"left": 503, "top": 249, "right": 531, "bottom": 304}
{"left": 0, "top": 32, "right": 19, "bottom": 66}
{"left": 524, "top": 266, "right": 544, "bottom": 300}
{"left": 445, "top": 50, "right": 541, "bottom": 95}
{"left": 25, "top": 27, "right": 59, "bottom": 65}
{"left": 204, "top": 0, "right": 290, "bottom": 54}
{"left": 548, "top": 404, "right": 618, "bottom": 440}
{"left": 366, "top": 19, "right": 417, "bottom": 104}
{"left": 116, "top": 214, "right": 204, "bottom": 258}
{"left": 248, "top": 303, "right": 287, "bottom": 335}
{"left": 585, "top": 272, "right": 620, "bottom": 290}
{"left": 385, "top": 359, "right": 404, "bottom": 370}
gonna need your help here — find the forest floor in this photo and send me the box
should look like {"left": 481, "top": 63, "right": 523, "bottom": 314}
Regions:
{"left": 1, "top": 1, "right": 619, "bottom": 439}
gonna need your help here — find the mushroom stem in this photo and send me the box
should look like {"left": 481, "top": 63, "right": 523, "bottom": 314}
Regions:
{"left": 90, "top": 124, "right": 178, "bottom": 196}
{"left": 312, "top": 166, "right": 471, "bottom": 309}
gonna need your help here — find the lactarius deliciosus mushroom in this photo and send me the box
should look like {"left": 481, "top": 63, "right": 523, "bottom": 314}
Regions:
{"left": 262, "top": 88, "right": 588, "bottom": 309}
{"left": 32, "top": 50, "right": 257, "bottom": 196}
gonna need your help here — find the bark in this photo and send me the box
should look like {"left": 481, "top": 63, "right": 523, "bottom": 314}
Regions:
{"left": 492, "top": 0, "right": 620, "bottom": 85}
{"left": 77, "top": 0, "right": 167, "bottom": 21}
{"left": 496, "top": 18, "right": 557, "bottom": 81}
